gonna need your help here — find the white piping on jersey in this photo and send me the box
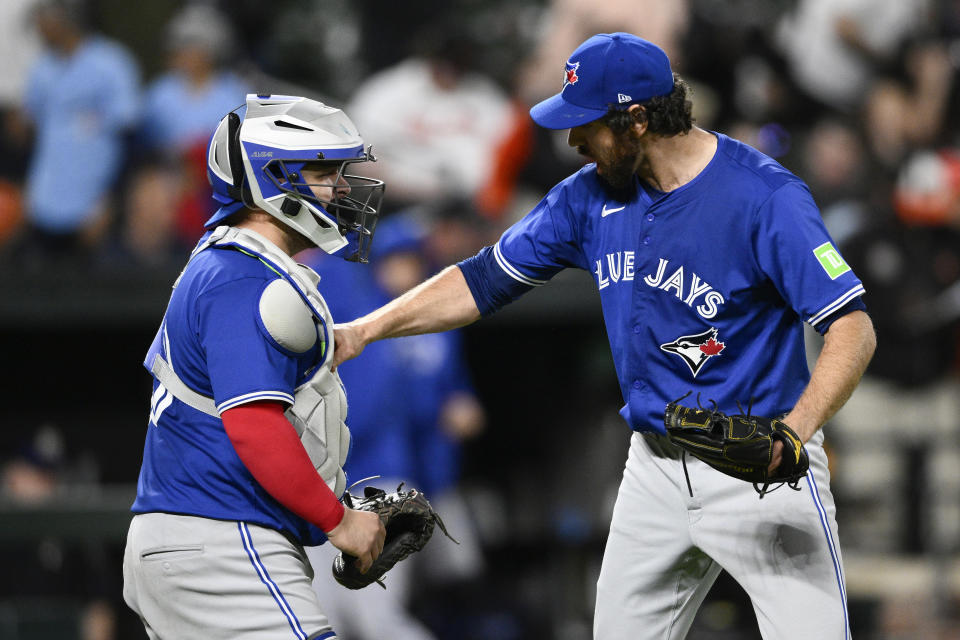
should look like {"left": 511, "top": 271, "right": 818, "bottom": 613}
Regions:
{"left": 493, "top": 243, "right": 547, "bottom": 287}
{"left": 807, "top": 284, "right": 865, "bottom": 328}
{"left": 218, "top": 390, "right": 296, "bottom": 414}
{"left": 148, "top": 327, "right": 176, "bottom": 426}
{"left": 163, "top": 325, "right": 174, "bottom": 369}
{"left": 149, "top": 383, "right": 173, "bottom": 427}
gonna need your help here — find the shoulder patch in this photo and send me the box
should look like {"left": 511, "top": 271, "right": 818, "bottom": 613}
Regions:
{"left": 259, "top": 279, "right": 317, "bottom": 353}
{"left": 813, "top": 242, "right": 851, "bottom": 280}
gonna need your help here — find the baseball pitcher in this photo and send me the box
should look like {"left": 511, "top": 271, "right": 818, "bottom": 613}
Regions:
{"left": 334, "top": 34, "right": 876, "bottom": 639}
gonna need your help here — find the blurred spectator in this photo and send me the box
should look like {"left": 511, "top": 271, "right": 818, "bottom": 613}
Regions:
{"left": 828, "top": 154, "right": 960, "bottom": 556}
{"left": 138, "top": 4, "right": 247, "bottom": 155}
{"left": 681, "top": 0, "right": 793, "bottom": 126}
{"left": 0, "top": 425, "right": 118, "bottom": 639}
{"left": 0, "top": 0, "right": 40, "bottom": 191}
{"left": 346, "top": 26, "right": 513, "bottom": 216}
{"left": 371, "top": 216, "right": 486, "bottom": 593}
{"left": 303, "top": 214, "right": 486, "bottom": 639}
{"left": 15, "top": 0, "right": 139, "bottom": 263}
{"left": 124, "top": 3, "right": 248, "bottom": 262}
{"left": 862, "top": 40, "right": 955, "bottom": 172}
{"left": 801, "top": 118, "right": 869, "bottom": 211}
{"left": 516, "top": 0, "right": 689, "bottom": 105}
{"left": 363, "top": 213, "right": 486, "bottom": 489}
{"left": 795, "top": 117, "right": 874, "bottom": 248}
{"left": 352, "top": 0, "right": 449, "bottom": 77}
{"left": 414, "top": 197, "right": 498, "bottom": 267}
{"left": 775, "top": 0, "right": 931, "bottom": 114}
{"left": 0, "top": 0, "right": 42, "bottom": 114}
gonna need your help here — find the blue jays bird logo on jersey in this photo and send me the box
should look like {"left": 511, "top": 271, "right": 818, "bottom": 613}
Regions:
{"left": 660, "top": 327, "right": 725, "bottom": 377}
{"left": 564, "top": 61, "right": 580, "bottom": 87}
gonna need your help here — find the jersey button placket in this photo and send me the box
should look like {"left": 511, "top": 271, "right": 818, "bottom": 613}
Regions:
{"left": 642, "top": 206, "right": 656, "bottom": 245}
{"left": 629, "top": 205, "right": 655, "bottom": 422}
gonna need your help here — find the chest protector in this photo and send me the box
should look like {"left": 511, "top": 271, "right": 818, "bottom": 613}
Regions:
{"left": 147, "top": 226, "right": 350, "bottom": 496}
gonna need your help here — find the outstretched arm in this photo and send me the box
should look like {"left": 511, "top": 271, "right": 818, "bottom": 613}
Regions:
{"left": 769, "top": 310, "right": 876, "bottom": 471}
{"left": 333, "top": 265, "right": 481, "bottom": 368}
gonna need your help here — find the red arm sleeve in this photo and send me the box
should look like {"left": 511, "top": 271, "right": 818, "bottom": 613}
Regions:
{"left": 221, "top": 400, "right": 345, "bottom": 532}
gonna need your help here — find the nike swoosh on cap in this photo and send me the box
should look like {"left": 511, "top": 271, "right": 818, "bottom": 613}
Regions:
{"left": 601, "top": 204, "right": 626, "bottom": 217}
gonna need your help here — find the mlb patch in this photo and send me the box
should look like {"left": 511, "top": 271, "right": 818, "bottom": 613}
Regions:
{"left": 813, "top": 242, "right": 850, "bottom": 279}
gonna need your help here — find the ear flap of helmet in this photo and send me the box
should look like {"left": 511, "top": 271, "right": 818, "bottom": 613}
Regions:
{"left": 226, "top": 111, "right": 251, "bottom": 204}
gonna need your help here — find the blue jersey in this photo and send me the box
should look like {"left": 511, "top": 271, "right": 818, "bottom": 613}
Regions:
{"left": 392, "top": 331, "right": 473, "bottom": 495}
{"left": 460, "top": 132, "right": 865, "bottom": 433}
{"left": 305, "top": 250, "right": 473, "bottom": 494}
{"left": 132, "top": 244, "right": 328, "bottom": 545}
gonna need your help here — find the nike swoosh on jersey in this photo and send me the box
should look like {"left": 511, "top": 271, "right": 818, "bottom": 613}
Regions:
{"left": 601, "top": 204, "right": 626, "bottom": 217}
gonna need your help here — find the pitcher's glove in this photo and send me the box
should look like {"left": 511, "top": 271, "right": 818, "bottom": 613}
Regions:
{"left": 332, "top": 483, "right": 457, "bottom": 589}
{"left": 663, "top": 393, "right": 809, "bottom": 498}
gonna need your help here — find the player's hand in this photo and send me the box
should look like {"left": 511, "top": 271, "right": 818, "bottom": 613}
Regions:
{"left": 768, "top": 440, "right": 783, "bottom": 475}
{"left": 326, "top": 508, "right": 385, "bottom": 573}
{"left": 774, "top": 414, "right": 815, "bottom": 476}
{"left": 332, "top": 323, "right": 368, "bottom": 371}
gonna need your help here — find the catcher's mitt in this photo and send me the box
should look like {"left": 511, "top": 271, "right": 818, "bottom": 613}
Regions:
{"left": 663, "top": 393, "right": 809, "bottom": 498}
{"left": 332, "top": 483, "right": 457, "bottom": 589}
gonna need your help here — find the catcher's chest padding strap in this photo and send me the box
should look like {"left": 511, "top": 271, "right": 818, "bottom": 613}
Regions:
{"left": 150, "top": 353, "right": 219, "bottom": 417}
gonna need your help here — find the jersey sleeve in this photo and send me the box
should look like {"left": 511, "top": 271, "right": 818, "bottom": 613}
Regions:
{"left": 459, "top": 183, "right": 584, "bottom": 315}
{"left": 753, "top": 182, "right": 866, "bottom": 334}
{"left": 196, "top": 277, "right": 302, "bottom": 413}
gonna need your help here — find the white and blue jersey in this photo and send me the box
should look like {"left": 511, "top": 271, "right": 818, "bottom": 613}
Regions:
{"left": 133, "top": 243, "right": 328, "bottom": 545}
{"left": 460, "top": 132, "right": 865, "bottom": 433}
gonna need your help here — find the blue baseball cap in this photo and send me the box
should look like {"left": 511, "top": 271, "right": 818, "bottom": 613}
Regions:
{"left": 530, "top": 32, "right": 674, "bottom": 130}
{"left": 372, "top": 213, "right": 427, "bottom": 258}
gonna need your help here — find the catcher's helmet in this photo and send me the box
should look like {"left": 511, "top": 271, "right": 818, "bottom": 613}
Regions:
{"left": 206, "top": 94, "right": 385, "bottom": 262}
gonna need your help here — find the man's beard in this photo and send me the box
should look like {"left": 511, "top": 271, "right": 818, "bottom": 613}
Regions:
{"left": 595, "top": 133, "right": 641, "bottom": 190}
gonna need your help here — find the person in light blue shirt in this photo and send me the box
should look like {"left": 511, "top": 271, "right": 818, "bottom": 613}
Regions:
{"left": 126, "top": 4, "right": 249, "bottom": 259}
{"left": 21, "top": 0, "right": 139, "bottom": 253}
{"left": 139, "top": 4, "right": 249, "bottom": 155}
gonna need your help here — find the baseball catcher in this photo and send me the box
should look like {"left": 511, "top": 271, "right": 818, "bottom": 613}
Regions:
{"left": 664, "top": 393, "right": 810, "bottom": 498}
{"left": 332, "top": 483, "right": 457, "bottom": 589}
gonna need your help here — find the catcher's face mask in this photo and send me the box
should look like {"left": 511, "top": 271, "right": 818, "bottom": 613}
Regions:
{"left": 262, "top": 156, "right": 384, "bottom": 263}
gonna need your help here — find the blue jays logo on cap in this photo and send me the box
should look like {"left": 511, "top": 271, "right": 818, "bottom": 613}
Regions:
{"left": 564, "top": 61, "right": 580, "bottom": 88}
{"left": 530, "top": 32, "right": 674, "bottom": 130}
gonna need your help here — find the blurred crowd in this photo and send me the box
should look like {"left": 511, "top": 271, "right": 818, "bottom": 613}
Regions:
{"left": 3, "top": 0, "right": 960, "bottom": 637}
